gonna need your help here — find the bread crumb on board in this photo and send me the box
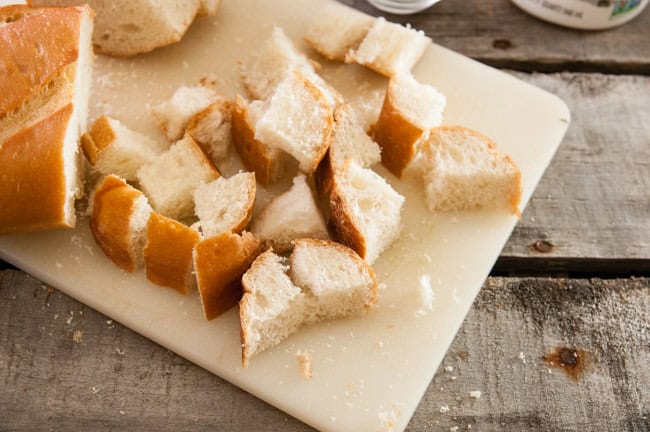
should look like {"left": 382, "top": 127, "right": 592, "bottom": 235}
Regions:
{"left": 377, "top": 405, "right": 402, "bottom": 432}
{"left": 72, "top": 330, "right": 83, "bottom": 343}
{"left": 469, "top": 390, "right": 482, "bottom": 399}
{"left": 296, "top": 350, "right": 312, "bottom": 380}
{"left": 416, "top": 273, "right": 435, "bottom": 316}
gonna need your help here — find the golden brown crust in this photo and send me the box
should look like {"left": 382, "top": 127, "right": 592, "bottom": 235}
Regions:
{"left": 89, "top": 175, "right": 145, "bottom": 272}
{"left": 373, "top": 81, "right": 424, "bottom": 177}
{"left": 313, "top": 149, "right": 335, "bottom": 204}
{"left": 0, "top": 104, "right": 75, "bottom": 235}
{"left": 232, "top": 174, "right": 256, "bottom": 234}
{"left": 185, "top": 133, "right": 221, "bottom": 177}
{"left": 80, "top": 115, "right": 115, "bottom": 166}
{"left": 291, "top": 238, "right": 378, "bottom": 305}
{"left": 194, "top": 231, "right": 262, "bottom": 320}
{"left": 0, "top": 5, "right": 91, "bottom": 116}
{"left": 239, "top": 247, "right": 274, "bottom": 367}
{"left": 328, "top": 175, "right": 367, "bottom": 260}
{"left": 231, "top": 95, "right": 285, "bottom": 186}
{"left": 505, "top": 155, "right": 523, "bottom": 217}
{"left": 144, "top": 212, "right": 200, "bottom": 295}
{"left": 239, "top": 293, "right": 253, "bottom": 367}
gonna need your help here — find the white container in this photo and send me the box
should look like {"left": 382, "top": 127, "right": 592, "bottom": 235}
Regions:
{"left": 366, "top": 0, "right": 441, "bottom": 15}
{"left": 511, "top": 0, "right": 648, "bottom": 30}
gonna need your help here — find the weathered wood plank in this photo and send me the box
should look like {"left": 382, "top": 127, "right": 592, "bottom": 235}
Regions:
{"left": 339, "top": 0, "right": 650, "bottom": 74}
{"left": 2, "top": 271, "right": 648, "bottom": 431}
{"left": 497, "top": 72, "right": 650, "bottom": 272}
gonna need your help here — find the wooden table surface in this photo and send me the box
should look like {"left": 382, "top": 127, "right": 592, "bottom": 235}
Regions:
{"left": 2, "top": 1, "right": 649, "bottom": 431}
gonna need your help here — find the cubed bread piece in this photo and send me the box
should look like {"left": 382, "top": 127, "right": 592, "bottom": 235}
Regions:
{"left": 254, "top": 71, "right": 333, "bottom": 174}
{"left": 349, "top": 87, "right": 386, "bottom": 134}
{"left": 89, "top": 175, "right": 152, "bottom": 272}
{"left": 304, "top": 4, "right": 374, "bottom": 61}
{"left": 0, "top": 5, "right": 93, "bottom": 235}
{"left": 137, "top": 135, "right": 220, "bottom": 220}
{"left": 231, "top": 95, "right": 288, "bottom": 186}
{"left": 289, "top": 239, "right": 377, "bottom": 324}
{"left": 193, "top": 172, "right": 256, "bottom": 238}
{"left": 315, "top": 104, "right": 381, "bottom": 199}
{"left": 374, "top": 74, "right": 446, "bottom": 177}
{"left": 194, "top": 231, "right": 261, "bottom": 320}
{"left": 240, "top": 239, "right": 380, "bottom": 367}
{"left": 28, "top": 0, "right": 202, "bottom": 57}
{"left": 186, "top": 97, "right": 232, "bottom": 163}
{"left": 419, "top": 126, "right": 522, "bottom": 215}
{"left": 81, "top": 115, "right": 166, "bottom": 181}
{"left": 329, "top": 161, "right": 404, "bottom": 264}
{"left": 143, "top": 212, "right": 201, "bottom": 295}
{"left": 241, "top": 26, "right": 341, "bottom": 106}
{"left": 240, "top": 250, "right": 306, "bottom": 367}
{"left": 251, "top": 175, "right": 328, "bottom": 252}
{"left": 346, "top": 17, "right": 430, "bottom": 77}
{"left": 151, "top": 85, "right": 219, "bottom": 141}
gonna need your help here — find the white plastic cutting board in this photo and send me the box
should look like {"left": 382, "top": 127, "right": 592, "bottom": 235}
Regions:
{"left": 0, "top": 1, "right": 570, "bottom": 431}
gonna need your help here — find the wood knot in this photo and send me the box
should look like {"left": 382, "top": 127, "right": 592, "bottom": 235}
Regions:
{"left": 492, "top": 39, "right": 514, "bottom": 50}
{"left": 530, "top": 240, "right": 554, "bottom": 253}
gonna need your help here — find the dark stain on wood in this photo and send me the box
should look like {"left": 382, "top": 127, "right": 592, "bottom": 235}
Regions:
{"left": 492, "top": 39, "right": 514, "bottom": 50}
{"left": 544, "top": 347, "right": 590, "bottom": 381}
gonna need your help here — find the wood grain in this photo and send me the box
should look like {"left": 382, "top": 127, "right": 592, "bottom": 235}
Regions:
{"left": 339, "top": 0, "right": 650, "bottom": 74}
{"left": 2, "top": 271, "right": 648, "bottom": 431}
{"left": 497, "top": 72, "right": 650, "bottom": 273}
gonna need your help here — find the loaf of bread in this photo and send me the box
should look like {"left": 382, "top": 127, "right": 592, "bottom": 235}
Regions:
{"left": 251, "top": 175, "right": 329, "bottom": 252}
{"left": 374, "top": 74, "right": 446, "bottom": 177}
{"left": 137, "top": 135, "right": 220, "bottom": 220}
{"left": 28, "top": 0, "right": 213, "bottom": 57}
{"left": 0, "top": 5, "right": 93, "bottom": 235}
{"left": 194, "top": 231, "right": 262, "bottom": 320}
{"left": 240, "top": 239, "right": 377, "bottom": 367}
{"left": 419, "top": 126, "right": 522, "bottom": 215}
{"left": 231, "top": 95, "right": 288, "bottom": 186}
{"left": 346, "top": 17, "right": 430, "bottom": 77}
{"left": 81, "top": 115, "right": 166, "bottom": 182}
{"left": 143, "top": 212, "right": 201, "bottom": 295}
{"left": 89, "top": 175, "right": 152, "bottom": 272}
{"left": 193, "top": 172, "right": 256, "bottom": 238}
{"left": 329, "top": 161, "right": 404, "bottom": 264}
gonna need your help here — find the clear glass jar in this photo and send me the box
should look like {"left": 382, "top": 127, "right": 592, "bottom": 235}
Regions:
{"left": 511, "top": 0, "right": 649, "bottom": 30}
{"left": 366, "top": 0, "right": 442, "bottom": 15}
